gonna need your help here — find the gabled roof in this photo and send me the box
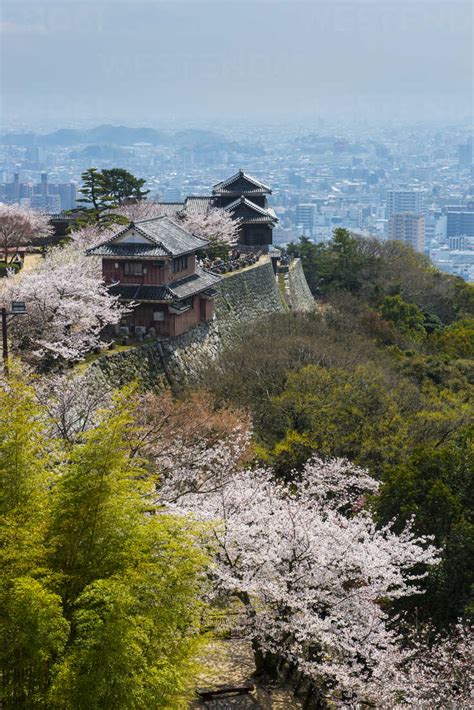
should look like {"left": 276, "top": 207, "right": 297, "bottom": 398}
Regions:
{"left": 212, "top": 169, "right": 271, "bottom": 195}
{"left": 224, "top": 196, "right": 278, "bottom": 224}
{"left": 87, "top": 243, "right": 168, "bottom": 258}
{"left": 87, "top": 215, "right": 208, "bottom": 258}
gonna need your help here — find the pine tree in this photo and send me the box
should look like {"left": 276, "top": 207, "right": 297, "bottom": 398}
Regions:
{"left": 74, "top": 168, "right": 126, "bottom": 229}
{"left": 73, "top": 167, "right": 148, "bottom": 229}
{"left": 101, "top": 168, "right": 149, "bottom": 206}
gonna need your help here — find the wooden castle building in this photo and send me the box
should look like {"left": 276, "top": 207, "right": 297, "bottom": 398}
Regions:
{"left": 87, "top": 216, "right": 221, "bottom": 338}
{"left": 158, "top": 170, "right": 278, "bottom": 249}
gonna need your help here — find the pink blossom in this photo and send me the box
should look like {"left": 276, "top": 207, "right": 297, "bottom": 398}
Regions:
{"left": 0, "top": 202, "right": 53, "bottom": 263}
{"left": 182, "top": 207, "right": 239, "bottom": 247}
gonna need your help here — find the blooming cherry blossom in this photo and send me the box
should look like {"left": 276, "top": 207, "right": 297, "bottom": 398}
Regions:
{"left": 162, "top": 451, "right": 439, "bottom": 703}
{"left": 182, "top": 207, "right": 239, "bottom": 248}
{"left": 1, "top": 239, "right": 127, "bottom": 366}
{"left": 0, "top": 203, "right": 53, "bottom": 263}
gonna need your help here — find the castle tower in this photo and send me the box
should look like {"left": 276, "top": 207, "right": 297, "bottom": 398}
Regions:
{"left": 212, "top": 169, "right": 277, "bottom": 249}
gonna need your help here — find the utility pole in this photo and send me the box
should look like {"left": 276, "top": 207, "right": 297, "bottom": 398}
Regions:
{"left": 1, "top": 307, "right": 8, "bottom": 376}
{"left": 1, "top": 302, "right": 27, "bottom": 376}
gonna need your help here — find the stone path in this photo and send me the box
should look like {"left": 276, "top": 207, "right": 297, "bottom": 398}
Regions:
{"left": 191, "top": 639, "right": 302, "bottom": 710}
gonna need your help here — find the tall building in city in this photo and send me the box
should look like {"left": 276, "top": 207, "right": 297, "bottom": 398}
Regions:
{"left": 40, "top": 172, "right": 48, "bottom": 197}
{"left": 30, "top": 194, "right": 61, "bottom": 213}
{"left": 449, "top": 236, "right": 466, "bottom": 250}
{"left": 388, "top": 212, "right": 425, "bottom": 252}
{"left": 446, "top": 211, "right": 474, "bottom": 238}
{"left": 57, "top": 182, "right": 77, "bottom": 211}
{"left": 386, "top": 190, "right": 425, "bottom": 218}
{"left": 4, "top": 173, "right": 20, "bottom": 202}
{"left": 296, "top": 204, "right": 316, "bottom": 237}
{"left": 458, "top": 141, "right": 472, "bottom": 169}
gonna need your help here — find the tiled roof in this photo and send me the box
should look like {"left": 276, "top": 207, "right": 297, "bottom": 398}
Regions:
{"left": 133, "top": 216, "right": 208, "bottom": 255}
{"left": 87, "top": 243, "right": 168, "bottom": 258}
{"left": 108, "top": 284, "right": 173, "bottom": 302}
{"left": 156, "top": 202, "right": 184, "bottom": 217}
{"left": 86, "top": 215, "right": 208, "bottom": 259}
{"left": 169, "top": 268, "right": 221, "bottom": 299}
{"left": 213, "top": 169, "right": 271, "bottom": 195}
{"left": 107, "top": 269, "right": 220, "bottom": 304}
{"left": 183, "top": 196, "right": 215, "bottom": 216}
{"left": 224, "top": 196, "right": 278, "bottom": 224}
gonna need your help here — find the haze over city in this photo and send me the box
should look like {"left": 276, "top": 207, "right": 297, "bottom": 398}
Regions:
{"left": 1, "top": 0, "right": 472, "bottom": 128}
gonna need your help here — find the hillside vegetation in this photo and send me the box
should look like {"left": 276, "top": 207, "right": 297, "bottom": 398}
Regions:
{"left": 204, "top": 230, "right": 474, "bottom": 628}
{"left": 1, "top": 230, "right": 473, "bottom": 708}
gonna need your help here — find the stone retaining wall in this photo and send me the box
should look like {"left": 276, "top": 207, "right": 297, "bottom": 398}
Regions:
{"left": 89, "top": 259, "right": 286, "bottom": 388}
{"left": 285, "top": 258, "right": 314, "bottom": 312}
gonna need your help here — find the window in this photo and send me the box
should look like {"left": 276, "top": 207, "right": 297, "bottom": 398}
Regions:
{"left": 124, "top": 262, "right": 143, "bottom": 276}
{"left": 173, "top": 255, "right": 188, "bottom": 273}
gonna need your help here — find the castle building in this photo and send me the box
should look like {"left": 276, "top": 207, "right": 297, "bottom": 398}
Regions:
{"left": 158, "top": 170, "right": 278, "bottom": 249}
{"left": 87, "top": 216, "right": 221, "bottom": 338}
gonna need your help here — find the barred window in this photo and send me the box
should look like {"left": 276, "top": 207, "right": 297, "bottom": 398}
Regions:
{"left": 173, "top": 255, "right": 188, "bottom": 273}
{"left": 124, "top": 262, "right": 143, "bottom": 276}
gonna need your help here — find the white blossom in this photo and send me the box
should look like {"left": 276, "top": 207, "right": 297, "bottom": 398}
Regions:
{"left": 0, "top": 202, "right": 53, "bottom": 263}
{"left": 182, "top": 207, "right": 239, "bottom": 247}
{"left": 162, "top": 449, "right": 440, "bottom": 703}
{"left": 1, "top": 239, "right": 127, "bottom": 366}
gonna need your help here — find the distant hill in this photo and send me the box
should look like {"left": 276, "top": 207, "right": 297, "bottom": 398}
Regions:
{"left": 69, "top": 144, "right": 133, "bottom": 160}
{"left": 1, "top": 125, "right": 167, "bottom": 147}
{"left": 0, "top": 125, "right": 266, "bottom": 157}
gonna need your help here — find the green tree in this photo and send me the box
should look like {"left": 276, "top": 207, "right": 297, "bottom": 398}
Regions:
{"left": 375, "top": 429, "right": 474, "bottom": 626}
{"left": 288, "top": 230, "right": 474, "bottom": 323}
{"left": 0, "top": 366, "right": 50, "bottom": 582}
{"left": 101, "top": 168, "right": 149, "bottom": 206}
{"left": 0, "top": 371, "right": 209, "bottom": 709}
{"left": 0, "top": 367, "right": 63, "bottom": 706}
{"left": 2, "top": 578, "right": 69, "bottom": 706}
{"left": 431, "top": 317, "right": 474, "bottom": 358}
{"left": 76, "top": 168, "right": 112, "bottom": 224}
{"left": 378, "top": 294, "right": 426, "bottom": 337}
{"left": 259, "top": 364, "right": 409, "bottom": 474}
{"left": 73, "top": 167, "right": 141, "bottom": 229}
{"left": 287, "top": 229, "right": 377, "bottom": 296}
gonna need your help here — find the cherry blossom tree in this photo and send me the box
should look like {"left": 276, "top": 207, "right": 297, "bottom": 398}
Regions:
{"left": 111, "top": 200, "right": 165, "bottom": 221}
{"left": 35, "top": 370, "right": 113, "bottom": 444}
{"left": 1, "top": 239, "right": 127, "bottom": 367}
{"left": 0, "top": 203, "right": 53, "bottom": 264}
{"left": 363, "top": 622, "right": 474, "bottom": 709}
{"left": 182, "top": 207, "right": 239, "bottom": 256}
{"left": 390, "top": 623, "right": 473, "bottom": 709}
{"left": 67, "top": 223, "right": 116, "bottom": 252}
{"left": 162, "top": 452, "right": 439, "bottom": 704}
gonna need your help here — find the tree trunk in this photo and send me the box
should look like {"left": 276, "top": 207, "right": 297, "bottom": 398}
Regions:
{"left": 252, "top": 639, "right": 267, "bottom": 677}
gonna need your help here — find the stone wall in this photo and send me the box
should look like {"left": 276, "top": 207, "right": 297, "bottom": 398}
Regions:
{"left": 284, "top": 258, "right": 314, "bottom": 312}
{"left": 89, "top": 259, "right": 286, "bottom": 389}
{"left": 215, "top": 259, "right": 284, "bottom": 329}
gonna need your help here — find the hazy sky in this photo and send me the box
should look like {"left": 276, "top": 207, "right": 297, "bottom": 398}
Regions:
{"left": 1, "top": 0, "right": 472, "bottom": 128}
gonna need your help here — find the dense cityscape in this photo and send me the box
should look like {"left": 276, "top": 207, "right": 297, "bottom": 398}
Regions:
{"left": 1, "top": 119, "right": 473, "bottom": 280}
